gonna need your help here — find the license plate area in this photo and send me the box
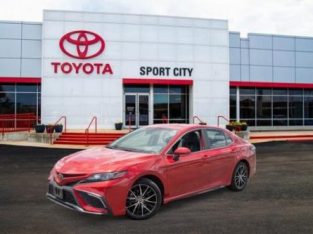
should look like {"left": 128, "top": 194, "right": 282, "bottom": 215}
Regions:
{"left": 53, "top": 185, "right": 63, "bottom": 199}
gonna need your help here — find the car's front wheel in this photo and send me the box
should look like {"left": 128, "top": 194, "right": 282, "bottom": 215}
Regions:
{"left": 126, "top": 178, "right": 162, "bottom": 220}
{"left": 229, "top": 161, "right": 249, "bottom": 191}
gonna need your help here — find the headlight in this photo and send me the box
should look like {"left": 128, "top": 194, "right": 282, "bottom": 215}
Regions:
{"left": 83, "top": 171, "right": 127, "bottom": 183}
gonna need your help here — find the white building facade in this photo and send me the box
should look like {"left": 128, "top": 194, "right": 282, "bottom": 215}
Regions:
{"left": 3, "top": 9, "right": 313, "bottom": 130}
{"left": 41, "top": 10, "right": 229, "bottom": 128}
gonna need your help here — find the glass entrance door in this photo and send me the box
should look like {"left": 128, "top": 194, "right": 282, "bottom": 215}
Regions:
{"left": 125, "top": 93, "right": 149, "bottom": 128}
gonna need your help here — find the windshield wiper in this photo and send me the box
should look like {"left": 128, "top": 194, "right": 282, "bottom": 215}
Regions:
{"left": 106, "top": 145, "right": 117, "bottom": 149}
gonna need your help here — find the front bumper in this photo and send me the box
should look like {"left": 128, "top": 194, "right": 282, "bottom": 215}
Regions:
{"left": 46, "top": 181, "right": 110, "bottom": 215}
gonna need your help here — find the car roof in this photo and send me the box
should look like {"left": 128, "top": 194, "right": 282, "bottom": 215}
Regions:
{"left": 145, "top": 124, "right": 224, "bottom": 131}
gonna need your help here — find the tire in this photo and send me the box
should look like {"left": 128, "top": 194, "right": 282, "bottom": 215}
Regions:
{"left": 229, "top": 161, "right": 249, "bottom": 191}
{"left": 126, "top": 178, "right": 162, "bottom": 220}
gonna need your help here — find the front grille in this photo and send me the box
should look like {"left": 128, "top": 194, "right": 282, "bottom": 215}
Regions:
{"left": 79, "top": 191, "right": 106, "bottom": 209}
{"left": 63, "top": 190, "right": 78, "bottom": 205}
{"left": 48, "top": 183, "right": 78, "bottom": 206}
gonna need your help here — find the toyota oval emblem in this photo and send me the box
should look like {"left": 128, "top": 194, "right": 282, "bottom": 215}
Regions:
{"left": 58, "top": 173, "right": 64, "bottom": 180}
{"left": 59, "top": 30, "right": 105, "bottom": 59}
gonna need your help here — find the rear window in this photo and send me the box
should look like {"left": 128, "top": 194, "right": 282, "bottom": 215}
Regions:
{"left": 204, "top": 129, "right": 232, "bottom": 149}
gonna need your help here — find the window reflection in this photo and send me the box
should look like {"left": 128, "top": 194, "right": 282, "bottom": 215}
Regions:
{"left": 153, "top": 85, "right": 189, "bottom": 123}
{"left": 230, "top": 87, "right": 313, "bottom": 126}
{"left": 0, "top": 84, "right": 41, "bottom": 128}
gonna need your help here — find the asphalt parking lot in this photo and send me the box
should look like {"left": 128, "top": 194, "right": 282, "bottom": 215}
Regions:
{"left": 0, "top": 142, "right": 313, "bottom": 234}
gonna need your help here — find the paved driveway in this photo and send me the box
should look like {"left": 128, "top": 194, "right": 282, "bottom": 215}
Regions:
{"left": 0, "top": 142, "right": 313, "bottom": 234}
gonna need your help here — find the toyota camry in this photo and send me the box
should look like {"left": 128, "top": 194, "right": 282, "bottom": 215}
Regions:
{"left": 47, "top": 124, "right": 256, "bottom": 219}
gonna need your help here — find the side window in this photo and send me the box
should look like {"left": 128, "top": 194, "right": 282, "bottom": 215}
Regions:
{"left": 225, "top": 133, "right": 233, "bottom": 145}
{"left": 169, "top": 130, "right": 201, "bottom": 153}
{"left": 205, "top": 130, "right": 228, "bottom": 149}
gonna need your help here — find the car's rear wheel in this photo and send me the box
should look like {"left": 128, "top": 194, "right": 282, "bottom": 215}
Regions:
{"left": 126, "top": 178, "right": 162, "bottom": 220}
{"left": 229, "top": 161, "right": 249, "bottom": 191}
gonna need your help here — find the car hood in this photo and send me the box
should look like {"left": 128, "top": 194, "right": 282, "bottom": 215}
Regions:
{"left": 54, "top": 147, "right": 157, "bottom": 174}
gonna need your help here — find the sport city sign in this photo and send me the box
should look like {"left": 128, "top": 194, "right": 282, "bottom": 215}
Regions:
{"left": 51, "top": 30, "right": 113, "bottom": 75}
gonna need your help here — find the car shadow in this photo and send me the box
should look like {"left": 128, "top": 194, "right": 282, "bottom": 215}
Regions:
{"left": 158, "top": 187, "right": 229, "bottom": 214}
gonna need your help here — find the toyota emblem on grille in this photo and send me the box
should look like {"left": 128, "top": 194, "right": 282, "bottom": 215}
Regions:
{"left": 59, "top": 30, "right": 105, "bottom": 59}
{"left": 58, "top": 173, "right": 64, "bottom": 180}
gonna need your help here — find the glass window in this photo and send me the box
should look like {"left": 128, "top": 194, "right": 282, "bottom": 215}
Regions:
{"left": 256, "top": 88, "right": 272, "bottom": 95}
{"left": 304, "top": 89, "right": 313, "bottom": 96}
{"left": 230, "top": 87, "right": 237, "bottom": 95}
{"left": 0, "top": 92, "right": 15, "bottom": 114}
{"left": 0, "top": 84, "right": 15, "bottom": 92}
{"left": 153, "top": 85, "right": 189, "bottom": 124}
{"left": 273, "top": 96, "right": 287, "bottom": 118}
{"left": 16, "top": 84, "right": 37, "bottom": 92}
{"left": 169, "top": 119, "right": 188, "bottom": 123}
{"left": 0, "top": 84, "right": 41, "bottom": 128}
{"left": 240, "top": 96, "right": 255, "bottom": 118}
{"left": 240, "top": 88, "right": 255, "bottom": 95}
{"left": 110, "top": 127, "right": 177, "bottom": 153}
{"left": 273, "top": 119, "right": 287, "bottom": 126}
{"left": 304, "top": 119, "right": 313, "bottom": 125}
{"left": 170, "top": 130, "right": 201, "bottom": 153}
{"left": 169, "top": 94, "right": 187, "bottom": 119}
{"left": 204, "top": 129, "right": 227, "bottom": 149}
{"left": 153, "top": 94, "right": 168, "bottom": 120}
{"left": 225, "top": 134, "right": 233, "bottom": 145}
{"left": 230, "top": 95, "right": 236, "bottom": 119}
{"left": 37, "top": 93, "right": 41, "bottom": 121}
{"left": 273, "top": 89, "right": 287, "bottom": 95}
{"left": 154, "top": 85, "right": 168, "bottom": 93}
{"left": 289, "top": 96, "right": 303, "bottom": 118}
{"left": 16, "top": 93, "right": 37, "bottom": 114}
{"left": 124, "top": 85, "right": 149, "bottom": 93}
{"left": 257, "top": 120, "right": 272, "bottom": 126}
{"left": 289, "top": 119, "right": 303, "bottom": 126}
{"left": 289, "top": 89, "right": 303, "bottom": 96}
{"left": 304, "top": 96, "right": 313, "bottom": 118}
{"left": 256, "top": 95, "right": 271, "bottom": 118}
{"left": 169, "top": 86, "right": 187, "bottom": 94}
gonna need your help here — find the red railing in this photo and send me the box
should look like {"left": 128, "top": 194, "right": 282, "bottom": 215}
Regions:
{"left": 1, "top": 113, "right": 37, "bottom": 137}
{"left": 217, "top": 115, "right": 229, "bottom": 126}
{"left": 50, "top": 116, "right": 67, "bottom": 144}
{"left": 192, "top": 115, "right": 206, "bottom": 125}
{"left": 85, "top": 116, "right": 97, "bottom": 145}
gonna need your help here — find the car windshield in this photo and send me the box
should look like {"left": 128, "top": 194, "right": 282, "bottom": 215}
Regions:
{"left": 107, "top": 127, "right": 177, "bottom": 154}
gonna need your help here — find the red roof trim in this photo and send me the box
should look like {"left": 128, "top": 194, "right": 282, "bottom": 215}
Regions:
{"left": 230, "top": 81, "right": 313, "bottom": 89}
{"left": 0, "top": 77, "right": 41, "bottom": 84}
{"left": 123, "top": 78, "right": 193, "bottom": 85}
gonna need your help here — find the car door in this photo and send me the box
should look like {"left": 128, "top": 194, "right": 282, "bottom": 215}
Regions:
{"left": 202, "top": 129, "right": 237, "bottom": 188}
{"left": 163, "top": 130, "right": 208, "bottom": 198}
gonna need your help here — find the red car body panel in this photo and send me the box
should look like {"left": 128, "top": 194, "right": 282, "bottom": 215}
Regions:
{"left": 47, "top": 124, "right": 256, "bottom": 216}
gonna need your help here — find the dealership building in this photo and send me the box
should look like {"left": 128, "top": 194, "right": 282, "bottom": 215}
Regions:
{"left": 1, "top": 10, "right": 313, "bottom": 129}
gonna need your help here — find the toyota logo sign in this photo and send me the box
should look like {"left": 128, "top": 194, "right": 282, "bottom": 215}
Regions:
{"left": 59, "top": 30, "right": 105, "bottom": 59}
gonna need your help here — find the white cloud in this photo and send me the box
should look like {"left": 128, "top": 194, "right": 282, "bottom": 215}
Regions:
{"left": 1, "top": 0, "right": 313, "bottom": 37}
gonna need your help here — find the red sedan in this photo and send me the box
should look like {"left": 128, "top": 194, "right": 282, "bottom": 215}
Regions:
{"left": 47, "top": 124, "right": 256, "bottom": 219}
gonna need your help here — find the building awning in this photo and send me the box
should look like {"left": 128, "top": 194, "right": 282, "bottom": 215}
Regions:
{"left": 230, "top": 81, "right": 313, "bottom": 89}
{"left": 0, "top": 77, "right": 41, "bottom": 84}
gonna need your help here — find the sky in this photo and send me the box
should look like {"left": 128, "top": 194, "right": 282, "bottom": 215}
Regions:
{"left": 1, "top": 0, "right": 313, "bottom": 37}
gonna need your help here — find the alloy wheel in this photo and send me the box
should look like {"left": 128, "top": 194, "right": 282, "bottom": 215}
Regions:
{"left": 126, "top": 182, "right": 159, "bottom": 219}
{"left": 234, "top": 163, "right": 248, "bottom": 190}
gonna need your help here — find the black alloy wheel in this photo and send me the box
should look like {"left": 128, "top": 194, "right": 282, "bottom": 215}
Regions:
{"left": 126, "top": 178, "right": 162, "bottom": 220}
{"left": 229, "top": 161, "right": 249, "bottom": 191}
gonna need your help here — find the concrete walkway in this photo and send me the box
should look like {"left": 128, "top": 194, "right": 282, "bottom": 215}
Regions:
{"left": 2, "top": 129, "right": 313, "bottom": 148}
{"left": 249, "top": 130, "right": 313, "bottom": 143}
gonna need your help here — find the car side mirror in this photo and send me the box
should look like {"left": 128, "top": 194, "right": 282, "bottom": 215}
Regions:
{"left": 173, "top": 147, "right": 191, "bottom": 161}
